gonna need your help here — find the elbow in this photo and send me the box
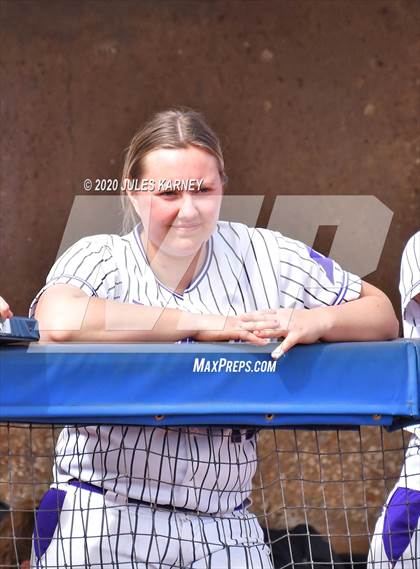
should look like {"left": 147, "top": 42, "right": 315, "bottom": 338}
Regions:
{"left": 35, "top": 305, "right": 84, "bottom": 344}
{"left": 36, "top": 314, "right": 78, "bottom": 343}
{"left": 380, "top": 299, "right": 399, "bottom": 340}
{"left": 387, "top": 315, "right": 400, "bottom": 340}
{"left": 39, "top": 328, "right": 75, "bottom": 343}
{"left": 360, "top": 282, "right": 400, "bottom": 341}
{"left": 372, "top": 292, "right": 400, "bottom": 340}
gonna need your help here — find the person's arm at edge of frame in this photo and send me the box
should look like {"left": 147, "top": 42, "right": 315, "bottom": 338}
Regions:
{"left": 0, "top": 296, "right": 13, "bottom": 320}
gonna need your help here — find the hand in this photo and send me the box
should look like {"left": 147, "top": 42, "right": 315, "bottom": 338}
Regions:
{"left": 0, "top": 296, "right": 13, "bottom": 320}
{"left": 194, "top": 309, "right": 280, "bottom": 346}
{"left": 239, "top": 307, "right": 331, "bottom": 359}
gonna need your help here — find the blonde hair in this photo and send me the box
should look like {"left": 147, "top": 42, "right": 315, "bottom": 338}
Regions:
{"left": 120, "top": 108, "right": 226, "bottom": 234}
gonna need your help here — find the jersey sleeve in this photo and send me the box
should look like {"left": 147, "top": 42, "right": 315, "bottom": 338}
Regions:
{"left": 275, "top": 232, "right": 362, "bottom": 309}
{"left": 29, "top": 235, "right": 121, "bottom": 317}
{"left": 399, "top": 232, "right": 420, "bottom": 335}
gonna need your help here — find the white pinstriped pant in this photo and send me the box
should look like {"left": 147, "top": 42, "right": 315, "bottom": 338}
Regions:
{"left": 31, "top": 483, "right": 272, "bottom": 568}
{"left": 368, "top": 436, "right": 420, "bottom": 569}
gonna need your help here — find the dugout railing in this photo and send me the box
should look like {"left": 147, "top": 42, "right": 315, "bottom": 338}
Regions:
{"left": 0, "top": 340, "right": 419, "bottom": 568}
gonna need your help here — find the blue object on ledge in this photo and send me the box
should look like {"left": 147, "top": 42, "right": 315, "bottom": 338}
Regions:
{"left": 0, "top": 316, "right": 39, "bottom": 343}
{"left": 0, "top": 340, "right": 419, "bottom": 428}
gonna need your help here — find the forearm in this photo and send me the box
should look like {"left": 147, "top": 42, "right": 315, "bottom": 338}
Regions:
{"left": 37, "top": 295, "right": 204, "bottom": 343}
{"left": 36, "top": 285, "right": 272, "bottom": 345}
{"left": 320, "top": 294, "right": 399, "bottom": 342}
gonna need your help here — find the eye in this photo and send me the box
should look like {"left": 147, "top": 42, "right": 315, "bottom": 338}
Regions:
{"left": 198, "top": 186, "right": 211, "bottom": 193}
{"left": 159, "top": 190, "right": 178, "bottom": 197}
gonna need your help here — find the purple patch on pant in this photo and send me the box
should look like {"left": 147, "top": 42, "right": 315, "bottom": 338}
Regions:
{"left": 33, "top": 487, "right": 66, "bottom": 561}
{"left": 382, "top": 486, "right": 420, "bottom": 565}
{"left": 306, "top": 247, "right": 335, "bottom": 284}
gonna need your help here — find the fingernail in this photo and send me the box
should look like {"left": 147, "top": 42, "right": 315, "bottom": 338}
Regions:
{"left": 272, "top": 348, "right": 284, "bottom": 360}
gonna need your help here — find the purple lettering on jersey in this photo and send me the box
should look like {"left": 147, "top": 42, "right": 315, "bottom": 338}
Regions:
{"left": 33, "top": 487, "right": 67, "bottom": 560}
{"left": 306, "top": 247, "right": 335, "bottom": 284}
{"left": 382, "top": 486, "right": 420, "bottom": 564}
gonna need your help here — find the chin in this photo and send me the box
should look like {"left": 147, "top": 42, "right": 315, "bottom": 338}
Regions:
{"left": 160, "top": 235, "right": 204, "bottom": 257}
{"left": 169, "top": 242, "right": 203, "bottom": 258}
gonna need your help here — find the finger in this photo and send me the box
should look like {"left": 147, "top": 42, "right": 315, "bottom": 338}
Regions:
{"left": 271, "top": 342, "right": 284, "bottom": 360}
{"left": 239, "top": 309, "right": 277, "bottom": 322}
{"left": 237, "top": 330, "right": 270, "bottom": 346}
{"left": 239, "top": 319, "right": 279, "bottom": 331}
{"left": 244, "top": 332, "right": 270, "bottom": 346}
{"left": 0, "top": 297, "right": 12, "bottom": 320}
{"left": 2, "top": 309, "right": 13, "bottom": 319}
{"left": 253, "top": 328, "right": 289, "bottom": 338}
{"left": 272, "top": 333, "right": 299, "bottom": 359}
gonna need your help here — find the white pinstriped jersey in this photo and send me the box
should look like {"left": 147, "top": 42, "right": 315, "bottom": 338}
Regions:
{"left": 30, "top": 221, "right": 362, "bottom": 514}
{"left": 399, "top": 232, "right": 420, "bottom": 439}
{"left": 400, "top": 232, "right": 420, "bottom": 340}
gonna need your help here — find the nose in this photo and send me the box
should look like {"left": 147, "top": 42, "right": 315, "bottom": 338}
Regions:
{"left": 177, "top": 192, "right": 199, "bottom": 220}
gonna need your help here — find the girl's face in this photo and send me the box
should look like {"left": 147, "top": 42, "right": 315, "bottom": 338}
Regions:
{"left": 129, "top": 145, "right": 224, "bottom": 259}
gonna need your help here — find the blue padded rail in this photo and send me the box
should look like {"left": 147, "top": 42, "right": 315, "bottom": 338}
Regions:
{"left": 0, "top": 340, "right": 419, "bottom": 427}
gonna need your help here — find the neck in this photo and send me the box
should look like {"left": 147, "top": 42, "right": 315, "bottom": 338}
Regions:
{"left": 140, "top": 232, "right": 207, "bottom": 294}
